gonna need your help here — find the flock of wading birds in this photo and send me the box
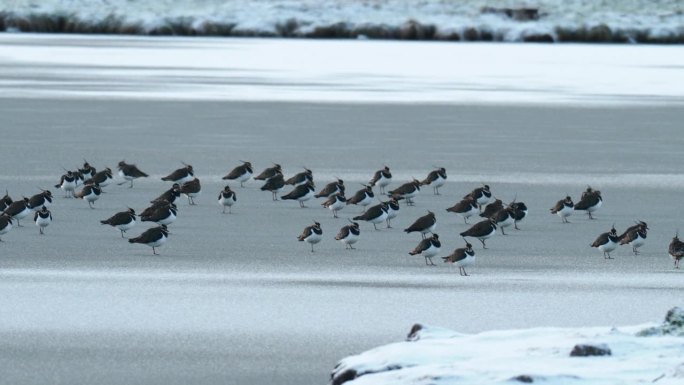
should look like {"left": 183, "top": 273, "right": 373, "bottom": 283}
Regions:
{"left": 1, "top": 161, "right": 683, "bottom": 274}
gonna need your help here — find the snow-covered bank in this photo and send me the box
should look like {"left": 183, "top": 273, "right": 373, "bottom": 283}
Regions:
{"left": 1, "top": 1, "right": 683, "bottom": 43}
{"left": 331, "top": 308, "right": 684, "bottom": 385}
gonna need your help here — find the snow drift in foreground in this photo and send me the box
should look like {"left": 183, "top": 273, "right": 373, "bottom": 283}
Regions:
{"left": 331, "top": 307, "right": 684, "bottom": 385}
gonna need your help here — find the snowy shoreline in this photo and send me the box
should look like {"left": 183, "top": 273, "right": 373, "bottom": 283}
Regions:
{"left": 1, "top": 0, "right": 683, "bottom": 43}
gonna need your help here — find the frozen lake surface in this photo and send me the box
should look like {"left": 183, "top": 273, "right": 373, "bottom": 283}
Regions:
{"left": 0, "top": 35, "right": 683, "bottom": 385}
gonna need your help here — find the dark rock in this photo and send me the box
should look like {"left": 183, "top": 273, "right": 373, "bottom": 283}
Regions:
{"left": 511, "top": 375, "right": 534, "bottom": 383}
{"left": 523, "top": 34, "right": 555, "bottom": 43}
{"left": 481, "top": 7, "right": 540, "bottom": 21}
{"left": 637, "top": 307, "right": 684, "bottom": 336}
{"left": 407, "top": 323, "right": 423, "bottom": 341}
{"left": 330, "top": 368, "right": 357, "bottom": 385}
{"left": 570, "top": 343, "right": 612, "bottom": 357}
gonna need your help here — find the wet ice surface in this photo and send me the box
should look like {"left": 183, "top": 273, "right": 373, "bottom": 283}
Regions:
{"left": 0, "top": 37, "right": 683, "bottom": 385}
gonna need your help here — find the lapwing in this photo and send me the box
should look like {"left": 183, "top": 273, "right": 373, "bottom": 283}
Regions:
{"left": 260, "top": 173, "right": 285, "bottom": 201}
{"left": 420, "top": 167, "right": 447, "bottom": 195}
{"left": 404, "top": 210, "right": 436, "bottom": 239}
{"left": 353, "top": 201, "right": 388, "bottom": 230}
{"left": 480, "top": 199, "right": 503, "bottom": 218}
{"left": 117, "top": 161, "right": 149, "bottom": 188}
{"left": 388, "top": 179, "right": 421, "bottom": 206}
{"left": 101, "top": 208, "right": 137, "bottom": 238}
{"left": 619, "top": 222, "right": 648, "bottom": 255}
{"left": 222, "top": 161, "right": 252, "bottom": 188}
{"left": 591, "top": 225, "right": 619, "bottom": 259}
{"left": 141, "top": 203, "right": 177, "bottom": 226}
{"left": 322, "top": 193, "right": 346, "bottom": 218}
{"left": 385, "top": 197, "right": 401, "bottom": 228}
{"left": 2, "top": 197, "right": 32, "bottom": 226}
{"left": 443, "top": 241, "right": 475, "bottom": 276}
{"left": 218, "top": 185, "right": 237, "bottom": 214}
{"left": 346, "top": 185, "right": 374, "bottom": 211}
{"left": 491, "top": 207, "right": 516, "bottom": 235}
{"left": 315, "top": 179, "right": 345, "bottom": 198}
{"left": 0, "top": 190, "right": 12, "bottom": 211}
{"left": 253, "top": 164, "right": 282, "bottom": 181}
{"left": 152, "top": 183, "right": 181, "bottom": 204}
{"left": 27, "top": 189, "right": 52, "bottom": 210}
{"left": 464, "top": 184, "right": 492, "bottom": 210}
{"left": 86, "top": 167, "right": 113, "bottom": 188}
{"left": 33, "top": 206, "right": 52, "bottom": 235}
{"left": 297, "top": 221, "right": 322, "bottom": 252}
{"left": 618, "top": 221, "right": 648, "bottom": 242}
{"left": 180, "top": 178, "right": 201, "bottom": 205}
{"left": 285, "top": 168, "right": 314, "bottom": 187}
{"left": 409, "top": 233, "right": 441, "bottom": 266}
{"left": 446, "top": 197, "right": 479, "bottom": 224}
{"left": 161, "top": 163, "right": 194, "bottom": 184}
{"left": 668, "top": 232, "right": 684, "bottom": 269}
{"left": 574, "top": 188, "right": 602, "bottom": 219}
{"left": 335, "top": 221, "right": 360, "bottom": 249}
{"left": 74, "top": 182, "right": 101, "bottom": 209}
{"left": 79, "top": 161, "right": 96, "bottom": 180}
{"left": 460, "top": 219, "right": 497, "bottom": 249}
{"left": 129, "top": 225, "right": 169, "bottom": 255}
{"left": 369, "top": 166, "right": 392, "bottom": 194}
{"left": 510, "top": 201, "right": 528, "bottom": 230}
{"left": 281, "top": 181, "right": 315, "bottom": 208}
{"left": 550, "top": 196, "right": 574, "bottom": 223}
{"left": 0, "top": 213, "right": 13, "bottom": 241}
{"left": 141, "top": 200, "right": 173, "bottom": 218}
{"left": 55, "top": 171, "right": 77, "bottom": 198}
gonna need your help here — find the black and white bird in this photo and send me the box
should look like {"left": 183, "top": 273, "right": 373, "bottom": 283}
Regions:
{"left": 420, "top": 167, "right": 447, "bottom": 195}
{"left": 0, "top": 213, "right": 13, "bottom": 241}
{"left": 79, "top": 161, "right": 97, "bottom": 180}
{"left": 315, "top": 179, "right": 345, "bottom": 198}
{"left": 619, "top": 222, "right": 648, "bottom": 255}
{"left": 346, "top": 185, "right": 375, "bottom": 211}
{"left": 117, "top": 161, "right": 149, "bottom": 188}
{"left": 388, "top": 179, "right": 421, "bottom": 206}
{"left": 510, "top": 201, "right": 528, "bottom": 230}
{"left": 0, "top": 190, "right": 12, "bottom": 211}
{"left": 74, "top": 182, "right": 102, "bottom": 209}
{"left": 668, "top": 232, "right": 684, "bottom": 269}
{"left": 281, "top": 181, "right": 315, "bottom": 208}
{"left": 222, "top": 161, "right": 252, "bottom": 188}
{"left": 385, "top": 197, "right": 401, "bottom": 228}
{"left": 260, "top": 173, "right": 285, "bottom": 201}
{"left": 446, "top": 197, "right": 479, "bottom": 224}
{"left": 409, "top": 233, "right": 441, "bottom": 266}
{"left": 464, "top": 184, "right": 492, "bottom": 210}
{"left": 128, "top": 225, "right": 169, "bottom": 255}
{"left": 180, "top": 178, "right": 201, "bottom": 205}
{"left": 141, "top": 202, "right": 177, "bottom": 226}
{"left": 591, "top": 226, "right": 619, "bottom": 259}
{"left": 33, "top": 206, "right": 52, "bottom": 235}
{"left": 550, "top": 196, "right": 574, "bottom": 223}
{"left": 55, "top": 170, "right": 78, "bottom": 198}
{"left": 101, "top": 208, "right": 137, "bottom": 238}
{"left": 27, "top": 189, "right": 53, "bottom": 210}
{"left": 404, "top": 211, "right": 436, "bottom": 239}
{"left": 460, "top": 219, "right": 497, "bottom": 249}
{"left": 253, "top": 164, "right": 282, "bottom": 181}
{"left": 353, "top": 202, "right": 389, "bottom": 230}
{"left": 322, "top": 193, "right": 346, "bottom": 218}
{"left": 285, "top": 168, "right": 314, "bottom": 187}
{"left": 218, "top": 185, "right": 237, "bottom": 214}
{"left": 161, "top": 164, "right": 194, "bottom": 184}
{"left": 297, "top": 221, "right": 322, "bottom": 252}
{"left": 443, "top": 241, "right": 475, "bottom": 276}
{"left": 369, "top": 166, "right": 392, "bottom": 194}
{"left": 574, "top": 187, "right": 602, "bottom": 220}
{"left": 490, "top": 207, "right": 516, "bottom": 235}
{"left": 152, "top": 183, "right": 181, "bottom": 204}
{"left": 2, "top": 197, "right": 32, "bottom": 226}
{"left": 141, "top": 200, "right": 172, "bottom": 218}
{"left": 480, "top": 199, "right": 503, "bottom": 219}
{"left": 86, "top": 167, "right": 113, "bottom": 188}
{"left": 335, "top": 221, "right": 360, "bottom": 249}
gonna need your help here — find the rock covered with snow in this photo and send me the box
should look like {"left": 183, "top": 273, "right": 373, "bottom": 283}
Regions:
{"left": 331, "top": 308, "right": 684, "bottom": 385}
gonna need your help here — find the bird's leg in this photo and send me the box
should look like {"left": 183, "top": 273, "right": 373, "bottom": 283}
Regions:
{"left": 373, "top": 223, "right": 378, "bottom": 231}
{"left": 588, "top": 212, "right": 594, "bottom": 220}
{"left": 349, "top": 244, "right": 355, "bottom": 250}
{"left": 386, "top": 219, "right": 392, "bottom": 229}
{"left": 39, "top": 227, "right": 44, "bottom": 235}
{"left": 501, "top": 227, "right": 506, "bottom": 235}
{"left": 153, "top": 247, "right": 157, "bottom": 255}
{"left": 129, "top": 180, "right": 133, "bottom": 188}
{"left": 480, "top": 239, "right": 487, "bottom": 249}
{"left": 121, "top": 230, "right": 125, "bottom": 238}
{"left": 310, "top": 244, "right": 314, "bottom": 253}
{"left": 514, "top": 222, "right": 520, "bottom": 230}
{"left": 425, "top": 256, "right": 430, "bottom": 266}
{"left": 89, "top": 201, "right": 94, "bottom": 209}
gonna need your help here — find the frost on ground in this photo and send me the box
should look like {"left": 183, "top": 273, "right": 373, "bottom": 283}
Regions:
{"left": 331, "top": 307, "right": 684, "bottom": 385}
